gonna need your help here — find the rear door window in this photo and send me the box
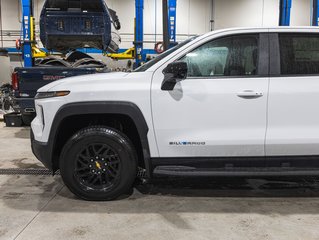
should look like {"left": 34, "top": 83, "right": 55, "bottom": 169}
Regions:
{"left": 279, "top": 34, "right": 319, "bottom": 75}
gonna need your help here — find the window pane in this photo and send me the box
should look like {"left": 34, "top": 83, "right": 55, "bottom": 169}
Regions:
{"left": 180, "top": 35, "right": 259, "bottom": 77}
{"left": 280, "top": 34, "right": 319, "bottom": 75}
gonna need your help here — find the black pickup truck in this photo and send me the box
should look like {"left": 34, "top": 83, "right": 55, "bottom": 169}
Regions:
{"left": 12, "top": 67, "right": 99, "bottom": 125}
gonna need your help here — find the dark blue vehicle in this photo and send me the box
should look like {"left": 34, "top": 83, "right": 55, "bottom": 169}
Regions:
{"left": 12, "top": 66, "right": 101, "bottom": 125}
{"left": 40, "top": 0, "right": 121, "bottom": 53}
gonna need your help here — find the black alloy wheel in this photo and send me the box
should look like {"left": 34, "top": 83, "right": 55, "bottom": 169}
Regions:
{"left": 60, "top": 126, "right": 137, "bottom": 201}
{"left": 75, "top": 143, "right": 121, "bottom": 191}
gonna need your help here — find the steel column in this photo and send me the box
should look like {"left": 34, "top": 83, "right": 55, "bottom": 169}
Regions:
{"left": 135, "top": 0, "right": 144, "bottom": 68}
{"left": 168, "top": 0, "right": 177, "bottom": 44}
{"left": 21, "top": 0, "right": 33, "bottom": 67}
{"left": 279, "top": 0, "right": 292, "bottom": 26}
{"left": 162, "top": 0, "right": 170, "bottom": 51}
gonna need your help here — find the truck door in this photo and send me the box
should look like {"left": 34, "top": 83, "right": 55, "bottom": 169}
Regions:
{"left": 266, "top": 32, "right": 319, "bottom": 156}
{"left": 151, "top": 33, "right": 270, "bottom": 158}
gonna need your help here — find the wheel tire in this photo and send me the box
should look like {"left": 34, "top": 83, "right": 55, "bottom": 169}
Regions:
{"left": 59, "top": 126, "right": 138, "bottom": 201}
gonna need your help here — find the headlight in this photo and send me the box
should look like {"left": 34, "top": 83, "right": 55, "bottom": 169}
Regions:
{"left": 35, "top": 91, "right": 70, "bottom": 99}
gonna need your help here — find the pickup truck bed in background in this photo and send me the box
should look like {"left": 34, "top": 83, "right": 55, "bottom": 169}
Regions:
{"left": 12, "top": 67, "right": 98, "bottom": 125}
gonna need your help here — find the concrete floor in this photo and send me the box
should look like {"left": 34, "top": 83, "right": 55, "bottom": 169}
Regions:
{"left": 1, "top": 122, "right": 319, "bottom": 240}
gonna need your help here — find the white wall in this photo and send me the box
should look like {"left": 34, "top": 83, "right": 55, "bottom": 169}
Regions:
{"left": 214, "top": 0, "right": 311, "bottom": 29}
{"left": 0, "top": 0, "right": 314, "bottom": 50}
{"left": 1, "top": 0, "right": 20, "bottom": 31}
{"left": 291, "top": 0, "right": 311, "bottom": 26}
{"left": 214, "top": 0, "right": 279, "bottom": 29}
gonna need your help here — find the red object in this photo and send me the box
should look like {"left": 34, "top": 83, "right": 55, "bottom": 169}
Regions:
{"left": 15, "top": 39, "right": 21, "bottom": 50}
{"left": 155, "top": 42, "right": 164, "bottom": 54}
{"left": 12, "top": 72, "right": 19, "bottom": 90}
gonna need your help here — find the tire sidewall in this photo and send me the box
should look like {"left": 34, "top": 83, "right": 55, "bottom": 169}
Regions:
{"left": 60, "top": 127, "right": 137, "bottom": 201}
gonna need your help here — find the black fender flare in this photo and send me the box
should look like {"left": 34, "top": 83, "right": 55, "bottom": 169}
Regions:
{"left": 49, "top": 101, "right": 151, "bottom": 178}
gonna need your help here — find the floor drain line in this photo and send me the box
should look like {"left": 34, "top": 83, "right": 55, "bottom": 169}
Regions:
{"left": 0, "top": 168, "right": 60, "bottom": 176}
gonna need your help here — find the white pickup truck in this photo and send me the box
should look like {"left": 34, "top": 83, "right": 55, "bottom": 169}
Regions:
{"left": 31, "top": 27, "right": 319, "bottom": 201}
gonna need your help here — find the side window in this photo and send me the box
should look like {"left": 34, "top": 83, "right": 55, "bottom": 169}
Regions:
{"left": 280, "top": 34, "right": 319, "bottom": 75}
{"left": 180, "top": 35, "right": 259, "bottom": 78}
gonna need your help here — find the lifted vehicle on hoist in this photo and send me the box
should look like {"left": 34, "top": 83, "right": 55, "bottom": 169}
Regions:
{"left": 11, "top": 0, "right": 121, "bottom": 125}
{"left": 40, "top": 0, "right": 121, "bottom": 53}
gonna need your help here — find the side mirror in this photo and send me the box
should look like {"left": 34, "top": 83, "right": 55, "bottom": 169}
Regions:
{"left": 161, "top": 61, "right": 188, "bottom": 91}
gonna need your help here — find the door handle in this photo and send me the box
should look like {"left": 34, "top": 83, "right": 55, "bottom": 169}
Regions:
{"left": 237, "top": 90, "right": 263, "bottom": 99}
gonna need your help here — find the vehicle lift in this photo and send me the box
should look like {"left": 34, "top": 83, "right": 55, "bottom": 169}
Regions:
{"left": 21, "top": 0, "right": 177, "bottom": 68}
{"left": 279, "top": 0, "right": 292, "bottom": 26}
{"left": 133, "top": 0, "right": 177, "bottom": 67}
{"left": 21, "top": 0, "right": 47, "bottom": 67}
{"left": 21, "top": 0, "right": 138, "bottom": 67}
{"left": 103, "top": 0, "right": 177, "bottom": 67}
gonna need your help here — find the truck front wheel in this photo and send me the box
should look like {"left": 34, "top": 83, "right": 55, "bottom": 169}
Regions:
{"left": 59, "top": 126, "right": 137, "bottom": 201}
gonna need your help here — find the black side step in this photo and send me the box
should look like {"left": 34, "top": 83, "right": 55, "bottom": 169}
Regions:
{"left": 153, "top": 166, "right": 319, "bottom": 177}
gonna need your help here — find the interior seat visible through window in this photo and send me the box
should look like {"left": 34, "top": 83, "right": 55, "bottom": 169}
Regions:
{"left": 180, "top": 34, "right": 259, "bottom": 78}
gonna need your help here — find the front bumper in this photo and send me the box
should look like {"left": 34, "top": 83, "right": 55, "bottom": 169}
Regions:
{"left": 31, "top": 130, "right": 53, "bottom": 171}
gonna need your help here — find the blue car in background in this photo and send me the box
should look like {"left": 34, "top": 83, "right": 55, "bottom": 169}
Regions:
{"left": 40, "top": 0, "right": 121, "bottom": 53}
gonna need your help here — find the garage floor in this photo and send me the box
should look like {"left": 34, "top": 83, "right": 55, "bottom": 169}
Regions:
{"left": 1, "top": 122, "right": 319, "bottom": 240}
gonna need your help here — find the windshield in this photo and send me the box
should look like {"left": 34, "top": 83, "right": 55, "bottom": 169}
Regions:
{"left": 134, "top": 36, "right": 198, "bottom": 72}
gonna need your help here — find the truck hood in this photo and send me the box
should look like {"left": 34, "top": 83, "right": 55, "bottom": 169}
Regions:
{"left": 38, "top": 72, "right": 131, "bottom": 92}
{"left": 38, "top": 71, "right": 153, "bottom": 105}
